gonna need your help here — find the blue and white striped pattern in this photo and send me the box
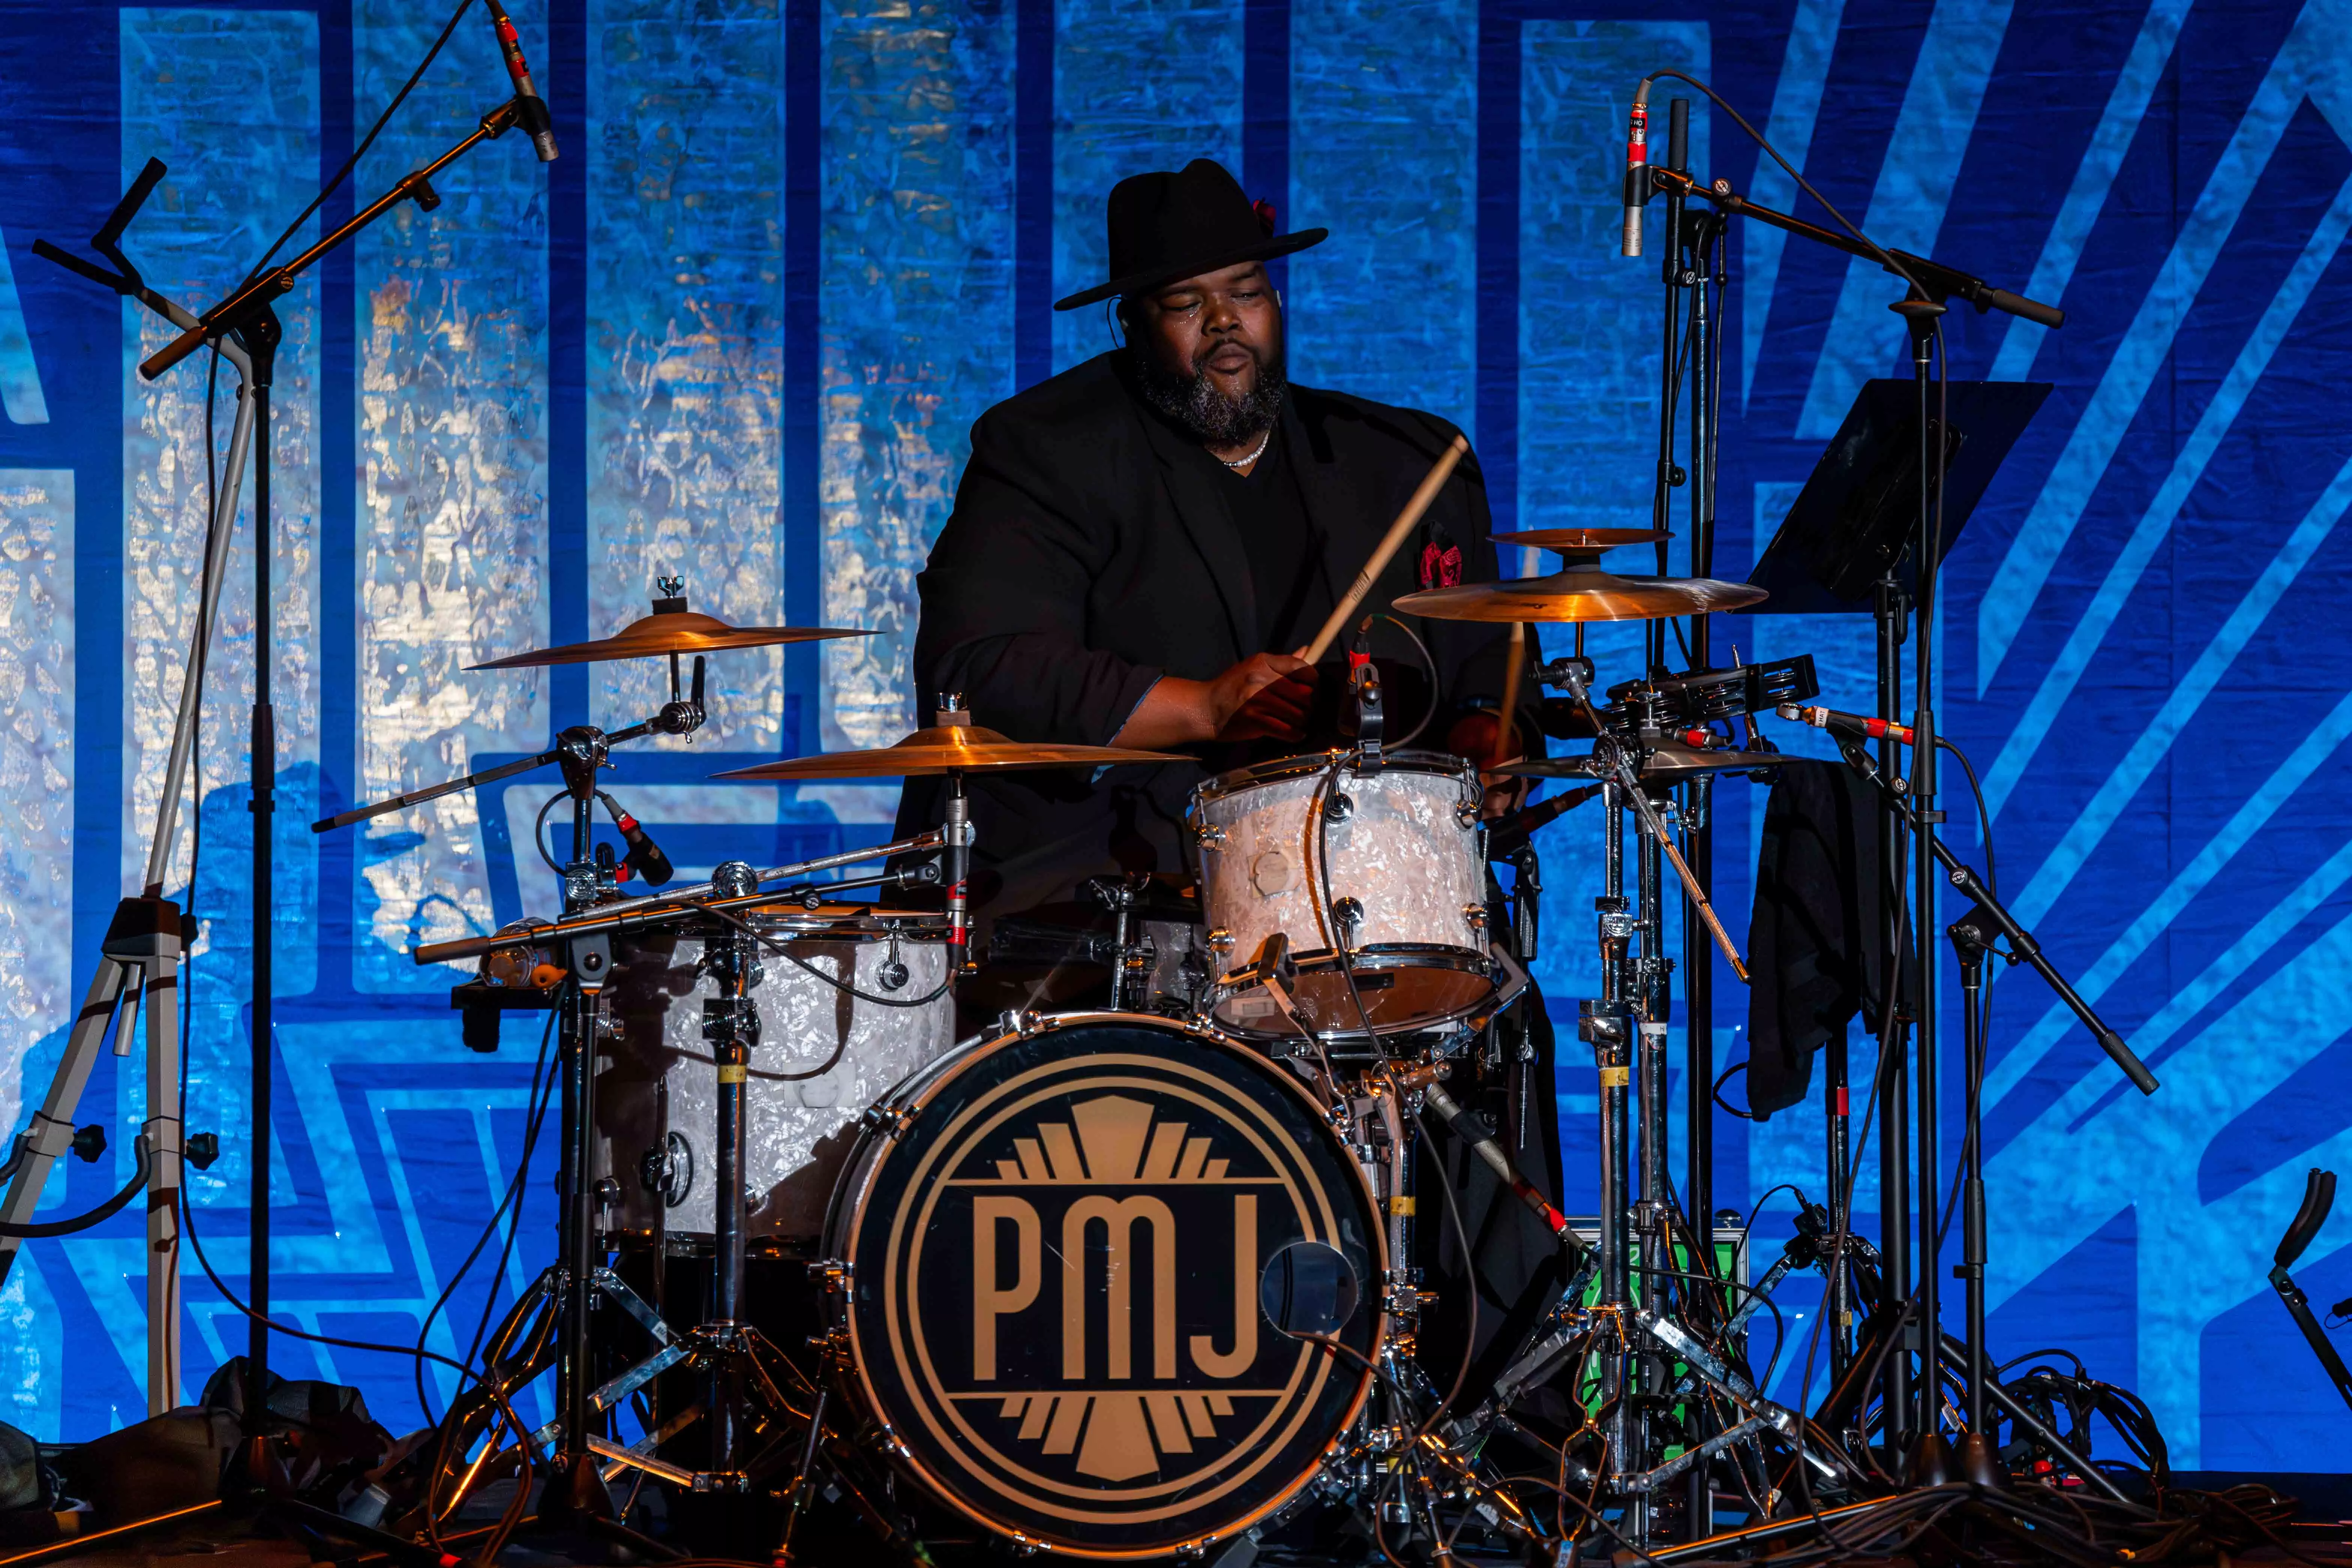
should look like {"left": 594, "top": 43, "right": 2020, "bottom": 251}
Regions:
{"left": 0, "top": 0, "right": 2346, "bottom": 1466}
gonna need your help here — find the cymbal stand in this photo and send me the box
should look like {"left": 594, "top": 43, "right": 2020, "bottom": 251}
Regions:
{"left": 320, "top": 682, "right": 709, "bottom": 1515}
{"left": 0, "top": 161, "right": 246, "bottom": 1413}
{"left": 588, "top": 869, "right": 810, "bottom": 1492}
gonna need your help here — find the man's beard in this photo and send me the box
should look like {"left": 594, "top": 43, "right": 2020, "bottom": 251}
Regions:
{"left": 1132, "top": 339, "right": 1287, "bottom": 447}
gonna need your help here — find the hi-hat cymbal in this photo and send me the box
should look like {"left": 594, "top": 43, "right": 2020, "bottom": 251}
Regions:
{"left": 469, "top": 601, "right": 868, "bottom": 670}
{"left": 710, "top": 724, "right": 1186, "bottom": 780}
{"left": 1395, "top": 567, "right": 1767, "bottom": 624}
{"left": 1501, "top": 741, "right": 1793, "bottom": 781}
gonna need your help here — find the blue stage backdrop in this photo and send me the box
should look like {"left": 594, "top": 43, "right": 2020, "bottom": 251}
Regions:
{"left": 0, "top": 0, "right": 2347, "bottom": 1466}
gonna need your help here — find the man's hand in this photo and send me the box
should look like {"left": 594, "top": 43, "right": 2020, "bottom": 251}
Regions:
{"left": 1111, "top": 653, "right": 1316, "bottom": 750}
{"left": 1209, "top": 653, "right": 1315, "bottom": 741}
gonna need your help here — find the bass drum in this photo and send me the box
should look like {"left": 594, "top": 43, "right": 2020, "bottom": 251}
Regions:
{"left": 820, "top": 1013, "right": 1384, "bottom": 1558}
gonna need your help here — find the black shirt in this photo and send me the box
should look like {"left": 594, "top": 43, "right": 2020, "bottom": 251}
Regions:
{"left": 1216, "top": 422, "right": 1332, "bottom": 654}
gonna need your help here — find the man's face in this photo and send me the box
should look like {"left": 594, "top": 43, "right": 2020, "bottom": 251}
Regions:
{"left": 1129, "top": 261, "right": 1283, "bottom": 404}
{"left": 1124, "top": 261, "right": 1286, "bottom": 447}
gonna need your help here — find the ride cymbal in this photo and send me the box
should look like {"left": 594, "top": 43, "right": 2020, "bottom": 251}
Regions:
{"left": 1395, "top": 569, "right": 1767, "bottom": 624}
{"left": 710, "top": 724, "right": 1186, "bottom": 780}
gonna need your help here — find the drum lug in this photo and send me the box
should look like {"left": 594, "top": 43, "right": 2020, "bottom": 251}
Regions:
{"left": 1455, "top": 799, "right": 1481, "bottom": 830}
{"left": 1206, "top": 928, "right": 1234, "bottom": 957}
{"left": 1462, "top": 903, "right": 1486, "bottom": 935}
{"left": 995, "top": 1007, "right": 1046, "bottom": 1037}
{"left": 1322, "top": 791, "right": 1354, "bottom": 825}
{"left": 1195, "top": 823, "right": 1227, "bottom": 852}
{"left": 860, "top": 1101, "right": 918, "bottom": 1140}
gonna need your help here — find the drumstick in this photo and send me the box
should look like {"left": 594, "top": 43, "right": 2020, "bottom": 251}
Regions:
{"left": 1491, "top": 622, "right": 1526, "bottom": 770}
{"left": 1299, "top": 432, "right": 1470, "bottom": 665}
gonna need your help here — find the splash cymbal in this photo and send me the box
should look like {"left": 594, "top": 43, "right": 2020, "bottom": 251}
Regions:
{"left": 710, "top": 724, "right": 1186, "bottom": 780}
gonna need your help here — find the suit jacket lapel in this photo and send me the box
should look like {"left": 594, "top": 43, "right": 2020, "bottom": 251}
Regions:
{"left": 1286, "top": 393, "right": 1378, "bottom": 633}
{"left": 1132, "top": 395, "right": 1256, "bottom": 661}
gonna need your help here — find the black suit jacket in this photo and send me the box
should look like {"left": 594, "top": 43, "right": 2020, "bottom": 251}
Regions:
{"left": 894, "top": 350, "right": 1531, "bottom": 919}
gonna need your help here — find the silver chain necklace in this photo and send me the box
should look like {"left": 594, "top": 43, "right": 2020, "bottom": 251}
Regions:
{"left": 1219, "top": 428, "right": 1273, "bottom": 470}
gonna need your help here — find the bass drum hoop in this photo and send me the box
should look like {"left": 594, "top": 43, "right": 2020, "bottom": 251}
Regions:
{"left": 822, "top": 1010, "right": 1389, "bottom": 1560}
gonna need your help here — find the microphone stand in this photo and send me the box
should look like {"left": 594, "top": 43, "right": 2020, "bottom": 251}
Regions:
{"left": 117, "top": 92, "right": 546, "bottom": 1407}
{"left": 1634, "top": 102, "right": 1731, "bottom": 1534}
{"left": 0, "top": 161, "right": 240, "bottom": 1416}
{"left": 1652, "top": 158, "right": 2068, "bottom": 1468}
{"left": 1827, "top": 734, "right": 2156, "bottom": 1469}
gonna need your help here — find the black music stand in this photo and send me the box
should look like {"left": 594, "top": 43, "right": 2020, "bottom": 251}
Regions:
{"left": 1738, "top": 378, "right": 2049, "bottom": 615}
{"left": 1731, "top": 375, "right": 2045, "bottom": 1429}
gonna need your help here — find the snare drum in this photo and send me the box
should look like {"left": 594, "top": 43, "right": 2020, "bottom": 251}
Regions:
{"left": 1188, "top": 751, "right": 1497, "bottom": 1040}
{"left": 819, "top": 1012, "right": 1383, "bottom": 1558}
{"left": 597, "top": 906, "right": 956, "bottom": 1244}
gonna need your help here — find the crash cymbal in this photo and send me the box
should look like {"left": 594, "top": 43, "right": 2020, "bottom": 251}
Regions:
{"left": 710, "top": 724, "right": 1186, "bottom": 780}
{"left": 1490, "top": 528, "right": 1670, "bottom": 554}
{"left": 1501, "top": 741, "right": 1794, "bottom": 781}
{"left": 1395, "top": 567, "right": 1767, "bottom": 624}
{"left": 469, "top": 590, "right": 868, "bottom": 670}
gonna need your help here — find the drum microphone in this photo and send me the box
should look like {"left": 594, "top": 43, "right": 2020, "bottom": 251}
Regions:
{"left": 1621, "top": 78, "right": 1652, "bottom": 258}
{"left": 1778, "top": 702, "right": 1916, "bottom": 747}
{"left": 1485, "top": 783, "right": 1601, "bottom": 858}
{"left": 1421, "top": 1082, "right": 1591, "bottom": 1271}
{"left": 483, "top": 0, "right": 560, "bottom": 161}
{"left": 597, "top": 791, "right": 673, "bottom": 885}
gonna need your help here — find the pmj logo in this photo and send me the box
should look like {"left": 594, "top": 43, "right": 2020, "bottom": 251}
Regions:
{"left": 841, "top": 1031, "right": 1381, "bottom": 1551}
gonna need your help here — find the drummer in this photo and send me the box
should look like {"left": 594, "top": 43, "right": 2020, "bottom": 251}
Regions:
{"left": 895, "top": 158, "right": 1533, "bottom": 920}
{"left": 895, "top": 158, "right": 1558, "bottom": 1374}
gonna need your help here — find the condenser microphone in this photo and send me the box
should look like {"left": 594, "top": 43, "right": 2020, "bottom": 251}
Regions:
{"left": 1621, "top": 79, "right": 1652, "bottom": 258}
{"left": 484, "top": 0, "right": 560, "bottom": 161}
{"left": 1778, "top": 702, "right": 1917, "bottom": 747}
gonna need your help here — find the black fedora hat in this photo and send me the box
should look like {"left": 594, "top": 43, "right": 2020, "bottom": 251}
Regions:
{"left": 1053, "top": 158, "right": 1328, "bottom": 312}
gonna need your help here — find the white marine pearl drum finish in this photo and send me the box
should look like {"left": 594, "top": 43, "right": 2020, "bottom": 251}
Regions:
{"left": 598, "top": 910, "right": 958, "bottom": 1244}
{"left": 1188, "top": 751, "right": 1498, "bottom": 1040}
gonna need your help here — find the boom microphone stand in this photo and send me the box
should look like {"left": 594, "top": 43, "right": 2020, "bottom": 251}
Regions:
{"left": 123, "top": 89, "right": 549, "bottom": 1402}
{"left": 0, "top": 161, "right": 238, "bottom": 1414}
{"left": 1664, "top": 149, "right": 2067, "bottom": 1466}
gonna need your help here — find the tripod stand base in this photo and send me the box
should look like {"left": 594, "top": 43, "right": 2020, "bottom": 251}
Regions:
{"left": 1904, "top": 1428, "right": 1958, "bottom": 1487}
{"left": 1959, "top": 1430, "right": 2008, "bottom": 1490}
{"left": 536, "top": 1450, "right": 617, "bottom": 1524}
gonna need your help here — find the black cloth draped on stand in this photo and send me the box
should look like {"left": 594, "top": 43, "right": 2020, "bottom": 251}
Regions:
{"left": 1744, "top": 758, "right": 1912, "bottom": 1119}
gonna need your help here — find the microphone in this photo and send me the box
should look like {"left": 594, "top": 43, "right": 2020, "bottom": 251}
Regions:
{"left": 1621, "top": 78, "right": 1652, "bottom": 258}
{"left": 1486, "top": 783, "right": 1602, "bottom": 859}
{"left": 1777, "top": 702, "right": 1916, "bottom": 747}
{"left": 483, "top": 0, "right": 560, "bottom": 162}
{"left": 597, "top": 792, "right": 673, "bottom": 886}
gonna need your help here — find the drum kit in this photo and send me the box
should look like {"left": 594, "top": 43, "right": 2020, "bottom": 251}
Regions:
{"left": 305, "top": 522, "right": 1859, "bottom": 1564}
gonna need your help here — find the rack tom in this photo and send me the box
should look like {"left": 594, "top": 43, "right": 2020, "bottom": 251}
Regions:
{"left": 1188, "top": 751, "right": 1496, "bottom": 1041}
